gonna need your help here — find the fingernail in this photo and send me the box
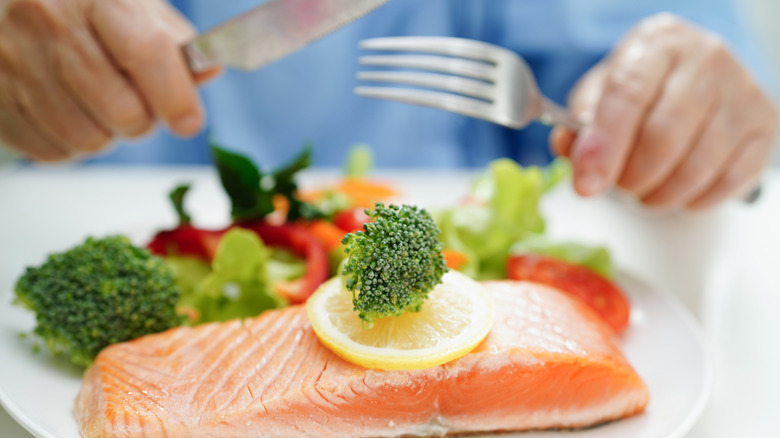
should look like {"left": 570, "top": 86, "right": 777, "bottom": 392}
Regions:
{"left": 578, "top": 171, "right": 606, "bottom": 196}
{"left": 572, "top": 125, "right": 609, "bottom": 196}
{"left": 571, "top": 125, "right": 606, "bottom": 161}
{"left": 171, "top": 112, "right": 202, "bottom": 136}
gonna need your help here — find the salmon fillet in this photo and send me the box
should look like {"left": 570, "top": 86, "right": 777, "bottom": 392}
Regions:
{"left": 75, "top": 281, "right": 649, "bottom": 437}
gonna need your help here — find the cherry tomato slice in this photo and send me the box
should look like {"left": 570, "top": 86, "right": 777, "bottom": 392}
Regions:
{"left": 333, "top": 208, "right": 371, "bottom": 233}
{"left": 506, "top": 254, "right": 630, "bottom": 332}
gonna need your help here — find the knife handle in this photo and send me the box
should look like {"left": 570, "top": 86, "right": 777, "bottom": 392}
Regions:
{"left": 182, "top": 39, "right": 219, "bottom": 75}
{"left": 182, "top": 40, "right": 223, "bottom": 84}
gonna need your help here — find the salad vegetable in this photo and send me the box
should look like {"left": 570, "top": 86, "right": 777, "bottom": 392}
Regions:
{"left": 434, "top": 158, "right": 629, "bottom": 331}
{"left": 506, "top": 254, "right": 629, "bottom": 332}
{"left": 343, "top": 143, "right": 374, "bottom": 178}
{"left": 435, "top": 158, "right": 563, "bottom": 279}
{"left": 341, "top": 203, "right": 449, "bottom": 327}
{"left": 148, "top": 145, "right": 334, "bottom": 304}
{"left": 509, "top": 234, "right": 613, "bottom": 279}
{"left": 333, "top": 207, "right": 371, "bottom": 233}
{"left": 239, "top": 221, "right": 330, "bottom": 303}
{"left": 183, "top": 228, "right": 286, "bottom": 323}
{"left": 212, "top": 144, "right": 323, "bottom": 222}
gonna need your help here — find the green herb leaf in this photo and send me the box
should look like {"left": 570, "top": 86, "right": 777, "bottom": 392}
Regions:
{"left": 210, "top": 142, "right": 322, "bottom": 222}
{"left": 211, "top": 144, "right": 273, "bottom": 221}
{"left": 169, "top": 184, "right": 192, "bottom": 225}
{"left": 271, "top": 145, "right": 323, "bottom": 221}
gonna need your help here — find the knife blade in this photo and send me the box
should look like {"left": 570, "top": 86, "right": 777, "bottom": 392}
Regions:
{"left": 183, "top": 0, "right": 390, "bottom": 73}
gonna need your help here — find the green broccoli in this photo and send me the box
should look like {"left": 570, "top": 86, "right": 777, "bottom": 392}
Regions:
{"left": 14, "top": 235, "right": 183, "bottom": 367}
{"left": 341, "top": 203, "right": 448, "bottom": 327}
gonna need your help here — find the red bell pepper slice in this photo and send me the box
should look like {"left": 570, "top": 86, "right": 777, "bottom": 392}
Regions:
{"left": 147, "top": 225, "right": 224, "bottom": 260}
{"left": 239, "top": 222, "right": 329, "bottom": 304}
{"left": 148, "top": 221, "right": 329, "bottom": 304}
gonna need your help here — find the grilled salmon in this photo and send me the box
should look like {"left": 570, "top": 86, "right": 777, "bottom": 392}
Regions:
{"left": 75, "top": 281, "right": 649, "bottom": 437}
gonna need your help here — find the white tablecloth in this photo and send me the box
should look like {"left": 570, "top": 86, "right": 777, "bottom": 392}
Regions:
{"left": 1, "top": 166, "right": 777, "bottom": 437}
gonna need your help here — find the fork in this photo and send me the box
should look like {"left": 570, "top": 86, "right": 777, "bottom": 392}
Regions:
{"left": 354, "top": 36, "right": 581, "bottom": 131}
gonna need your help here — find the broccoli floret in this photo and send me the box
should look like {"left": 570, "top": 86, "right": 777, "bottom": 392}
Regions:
{"left": 341, "top": 203, "right": 448, "bottom": 327}
{"left": 14, "top": 235, "right": 183, "bottom": 367}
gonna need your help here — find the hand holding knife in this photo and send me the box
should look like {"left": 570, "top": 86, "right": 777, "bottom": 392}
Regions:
{"left": 0, "top": 0, "right": 388, "bottom": 162}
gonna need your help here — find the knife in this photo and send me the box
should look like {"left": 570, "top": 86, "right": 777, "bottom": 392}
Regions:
{"left": 183, "top": 0, "right": 391, "bottom": 73}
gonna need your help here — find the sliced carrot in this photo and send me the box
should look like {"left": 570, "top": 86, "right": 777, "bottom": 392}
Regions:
{"left": 337, "top": 178, "right": 398, "bottom": 208}
{"left": 442, "top": 248, "right": 469, "bottom": 271}
{"left": 176, "top": 306, "right": 201, "bottom": 325}
{"left": 264, "top": 194, "right": 291, "bottom": 225}
{"left": 307, "top": 220, "right": 347, "bottom": 251}
{"left": 298, "top": 188, "right": 324, "bottom": 204}
{"left": 273, "top": 278, "right": 304, "bottom": 304}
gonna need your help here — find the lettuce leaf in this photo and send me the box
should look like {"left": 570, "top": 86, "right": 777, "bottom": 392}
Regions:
{"left": 189, "top": 229, "right": 286, "bottom": 323}
{"left": 509, "top": 233, "right": 613, "bottom": 278}
{"left": 343, "top": 143, "right": 374, "bottom": 179}
{"left": 165, "top": 255, "right": 211, "bottom": 308}
{"left": 267, "top": 248, "right": 308, "bottom": 284}
{"left": 435, "top": 159, "right": 570, "bottom": 279}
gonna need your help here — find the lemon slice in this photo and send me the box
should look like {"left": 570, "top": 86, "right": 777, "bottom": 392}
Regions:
{"left": 306, "top": 270, "right": 494, "bottom": 370}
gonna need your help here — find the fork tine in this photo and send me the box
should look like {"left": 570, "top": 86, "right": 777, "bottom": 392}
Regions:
{"left": 357, "top": 71, "right": 494, "bottom": 101}
{"left": 360, "top": 37, "right": 505, "bottom": 63}
{"left": 359, "top": 55, "right": 495, "bottom": 81}
{"left": 355, "top": 86, "right": 498, "bottom": 123}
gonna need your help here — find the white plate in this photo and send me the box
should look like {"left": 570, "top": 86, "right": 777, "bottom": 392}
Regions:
{"left": 0, "top": 269, "right": 711, "bottom": 438}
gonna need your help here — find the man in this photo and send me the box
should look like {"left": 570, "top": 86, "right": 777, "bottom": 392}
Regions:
{"left": 0, "top": 0, "right": 775, "bottom": 209}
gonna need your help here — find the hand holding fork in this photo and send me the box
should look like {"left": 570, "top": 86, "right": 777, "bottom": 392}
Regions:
{"left": 355, "top": 14, "right": 776, "bottom": 209}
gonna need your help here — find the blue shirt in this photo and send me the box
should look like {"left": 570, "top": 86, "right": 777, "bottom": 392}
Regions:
{"left": 85, "top": 0, "right": 765, "bottom": 168}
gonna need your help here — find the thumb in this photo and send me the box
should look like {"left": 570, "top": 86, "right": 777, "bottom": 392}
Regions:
{"left": 549, "top": 63, "right": 608, "bottom": 158}
{"left": 150, "top": 0, "right": 222, "bottom": 84}
{"left": 569, "top": 62, "right": 608, "bottom": 124}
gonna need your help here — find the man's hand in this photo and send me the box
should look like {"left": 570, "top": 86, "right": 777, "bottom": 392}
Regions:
{"left": 0, "top": 0, "right": 210, "bottom": 161}
{"left": 551, "top": 13, "right": 779, "bottom": 210}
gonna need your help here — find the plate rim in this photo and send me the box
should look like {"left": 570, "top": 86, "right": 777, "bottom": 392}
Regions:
{"left": 615, "top": 270, "right": 714, "bottom": 438}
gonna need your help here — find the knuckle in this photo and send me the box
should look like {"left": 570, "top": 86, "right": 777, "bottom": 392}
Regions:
{"left": 641, "top": 117, "right": 682, "bottom": 157}
{"left": 719, "top": 169, "right": 746, "bottom": 194}
{"left": 76, "top": 130, "right": 112, "bottom": 153}
{"left": 125, "top": 119, "right": 154, "bottom": 138}
{"left": 0, "top": 41, "right": 20, "bottom": 76}
{"left": 639, "top": 13, "right": 687, "bottom": 36}
{"left": 6, "top": 0, "right": 66, "bottom": 37}
{"left": 744, "top": 135, "right": 774, "bottom": 172}
{"left": 114, "top": 29, "right": 168, "bottom": 69}
{"left": 674, "top": 159, "right": 715, "bottom": 192}
{"left": 34, "top": 147, "right": 71, "bottom": 162}
{"left": 110, "top": 105, "right": 153, "bottom": 135}
{"left": 99, "top": 90, "right": 151, "bottom": 133}
{"left": 729, "top": 84, "right": 776, "bottom": 129}
{"left": 700, "top": 35, "right": 733, "bottom": 68}
{"left": 169, "top": 104, "right": 198, "bottom": 122}
{"left": 603, "top": 67, "right": 654, "bottom": 107}
{"left": 766, "top": 102, "right": 780, "bottom": 131}
{"left": 752, "top": 89, "right": 779, "bottom": 128}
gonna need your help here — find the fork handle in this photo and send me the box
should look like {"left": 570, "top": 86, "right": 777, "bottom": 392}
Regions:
{"left": 539, "top": 97, "right": 582, "bottom": 131}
